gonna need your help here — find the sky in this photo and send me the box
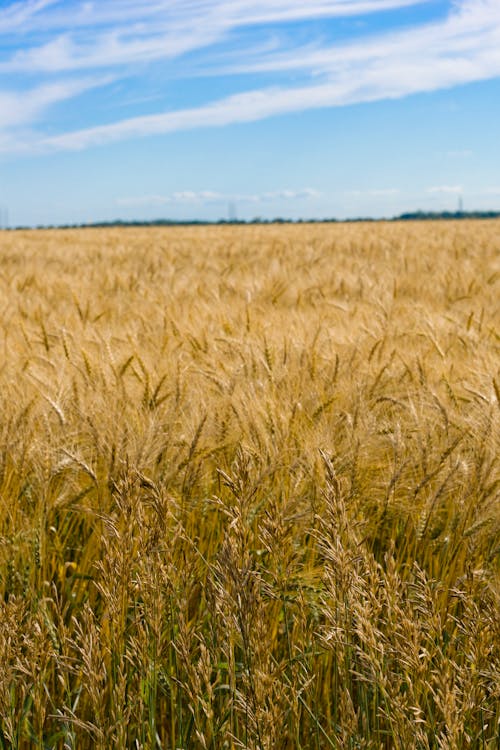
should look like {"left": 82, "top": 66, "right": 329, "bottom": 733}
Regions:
{"left": 1, "top": 0, "right": 500, "bottom": 226}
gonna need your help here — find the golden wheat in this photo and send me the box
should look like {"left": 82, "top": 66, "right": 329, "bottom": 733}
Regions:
{"left": 0, "top": 221, "right": 498, "bottom": 748}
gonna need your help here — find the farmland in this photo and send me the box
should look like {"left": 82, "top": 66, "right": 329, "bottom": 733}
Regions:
{"left": 0, "top": 221, "right": 499, "bottom": 748}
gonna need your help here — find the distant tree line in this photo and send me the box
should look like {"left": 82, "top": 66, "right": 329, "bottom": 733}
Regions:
{"left": 8, "top": 209, "right": 500, "bottom": 231}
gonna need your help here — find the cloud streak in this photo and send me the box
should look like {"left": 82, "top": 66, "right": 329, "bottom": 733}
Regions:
{"left": 346, "top": 189, "right": 400, "bottom": 198}
{"left": 0, "top": 0, "right": 59, "bottom": 33}
{"left": 427, "top": 185, "right": 463, "bottom": 194}
{"left": 0, "top": 0, "right": 432, "bottom": 38}
{"left": 0, "top": 76, "right": 113, "bottom": 130}
{"left": 0, "top": 0, "right": 431, "bottom": 74}
{"left": 1, "top": 0, "right": 500, "bottom": 153}
{"left": 116, "top": 188, "right": 321, "bottom": 207}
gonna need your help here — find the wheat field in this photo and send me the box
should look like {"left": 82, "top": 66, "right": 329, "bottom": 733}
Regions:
{"left": 0, "top": 221, "right": 498, "bottom": 749}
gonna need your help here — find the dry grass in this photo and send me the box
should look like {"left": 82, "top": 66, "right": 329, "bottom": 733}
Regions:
{"left": 0, "top": 221, "right": 498, "bottom": 749}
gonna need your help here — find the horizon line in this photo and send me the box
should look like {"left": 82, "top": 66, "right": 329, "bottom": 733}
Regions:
{"left": 3, "top": 208, "right": 500, "bottom": 231}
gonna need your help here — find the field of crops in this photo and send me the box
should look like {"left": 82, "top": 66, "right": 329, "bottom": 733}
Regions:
{"left": 0, "top": 221, "right": 499, "bottom": 748}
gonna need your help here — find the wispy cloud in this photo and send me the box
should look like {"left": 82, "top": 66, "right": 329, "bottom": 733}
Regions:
{"left": 427, "top": 185, "right": 463, "bottom": 194}
{"left": 346, "top": 188, "right": 400, "bottom": 197}
{"left": 207, "top": 0, "right": 500, "bottom": 76}
{"left": 0, "top": 0, "right": 58, "bottom": 33}
{"left": 0, "top": 24, "right": 221, "bottom": 73}
{"left": 0, "top": 76, "right": 113, "bottom": 130}
{"left": 1, "top": 0, "right": 500, "bottom": 153}
{"left": 0, "top": 0, "right": 431, "bottom": 74}
{"left": 261, "top": 188, "right": 320, "bottom": 200}
{"left": 38, "top": 80, "right": 397, "bottom": 151}
{"left": 116, "top": 188, "right": 321, "bottom": 207}
{"left": 0, "top": 1, "right": 432, "bottom": 38}
{"left": 116, "top": 192, "right": 225, "bottom": 207}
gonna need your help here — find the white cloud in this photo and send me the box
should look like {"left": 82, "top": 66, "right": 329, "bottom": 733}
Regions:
{"left": 1, "top": 25, "right": 222, "bottom": 73}
{"left": 116, "top": 188, "right": 321, "bottom": 207}
{"left": 220, "top": 0, "right": 431, "bottom": 24}
{"left": 346, "top": 188, "right": 400, "bottom": 197}
{"left": 261, "top": 188, "right": 321, "bottom": 200}
{"left": 0, "top": 0, "right": 59, "bottom": 33}
{"left": 2, "top": 0, "right": 500, "bottom": 153}
{"left": 39, "top": 84, "right": 351, "bottom": 150}
{"left": 0, "top": 76, "right": 113, "bottom": 130}
{"left": 427, "top": 185, "right": 463, "bottom": 194}
{"left": 200, "top": 0, "right": 500, "bottom": 78}
{"left": 0, "top": 1, "right": 432, "bottom": 38}
{"left": 0, "top": 0, "right": 432, "bottom": 76}
{"left": 173, "top": 190, "right": 223, "bottom": 202}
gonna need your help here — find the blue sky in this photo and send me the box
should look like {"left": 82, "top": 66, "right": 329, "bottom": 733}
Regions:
{"left": 1, "top": 0, "right": 500, "bottom": 226}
